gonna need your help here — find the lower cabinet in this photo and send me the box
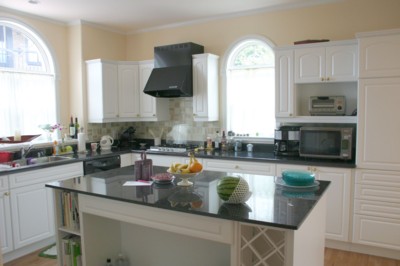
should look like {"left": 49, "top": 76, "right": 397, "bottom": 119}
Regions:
{"left": 2, "top": 162, "right": 83, "bottom": 261}
{"left": 353, "top": 169, "right": 400, "bottom": 250}
{"left": 276, "top": 164, "right": 352, "bottom": 242}
{"left": 10, "top": 183, "right": 54, "bottom": 249}
{"left": 203, "top": 159, "right": 276, "bottom": 176}
{"left": 0, "top": 176, "right": 12, "bottom": 254}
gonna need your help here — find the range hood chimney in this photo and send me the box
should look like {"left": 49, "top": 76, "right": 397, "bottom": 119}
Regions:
{"left": 143, "top": 42, "right": 204, "bottom": 98}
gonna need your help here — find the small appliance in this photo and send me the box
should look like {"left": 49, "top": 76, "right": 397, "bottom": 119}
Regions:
{"left": 274, "top": 126, "right": 301, "bottom": 156}
{"left": 299, "top": 127, "right": 353, "bottom": 160}
{"left": 309, "top": 96, "right": 345, "bottom": 116}
{"left": 100, "top": 135, "right": 114, "bottom": 151}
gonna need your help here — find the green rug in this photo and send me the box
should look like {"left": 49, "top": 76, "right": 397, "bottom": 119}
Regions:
{"left": 38, "top": 243, "right": 57, "bottom": 259}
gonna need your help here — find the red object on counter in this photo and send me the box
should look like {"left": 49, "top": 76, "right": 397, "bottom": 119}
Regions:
{"left": 0, "top": 151, "right": 14, "bottom": 163}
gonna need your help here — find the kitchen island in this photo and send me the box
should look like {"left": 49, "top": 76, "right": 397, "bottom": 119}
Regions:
{"left": 46, "top": 166, "right": 330, "bottom": 266}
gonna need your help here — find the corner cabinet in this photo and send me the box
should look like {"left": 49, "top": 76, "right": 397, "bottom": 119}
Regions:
{"left": 86, "top": 59, "right": 169, "bottom": 123}
{"left": 275, "top": 40, "right": 358, "bottom": 124}
{"left": 192, "top": 54, "right": 219, "bottom": 121}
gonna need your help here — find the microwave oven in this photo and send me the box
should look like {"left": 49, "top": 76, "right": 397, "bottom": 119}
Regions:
{"left": 299, "top": 127, "right": 353, "bottom": 160}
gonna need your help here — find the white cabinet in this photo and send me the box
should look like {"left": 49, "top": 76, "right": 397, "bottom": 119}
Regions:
{"left": 86, "top": 59, "right": 119, "bottom": 123}
{"left": 353, "top": 169, "right": 400, "bottom": 250}
{"left": 357, "top": 29, "right": 400, "bottom": 78}
{"left": 294, "top": 42, "right": 358, "bottom": 83}
{"left": 10, "top": 182, "right": 54, "bottom": 249}
{"left": 86, "top": 59, "right": 169, "bottom": 123}
{"left": 7, "top": 163, "right": 83, "bottom": 250}
{"left": 118, "top": 62, "right": 140, "bottom": 119}
{"left": 275, "top": 41, "right": 358, "bottom": 123}
{"left": 0, "top": 176, "right": 12, "bottom": 254}
{"left": 192, "top": 54, "right": 219, "bottom": 121}
{"left": 138, "top": 61, "right": 170, "bottom": 121}
{"left": 275, "top": 49, "right": 294, "bottom": 118}
{"left": 276, "top": 164, "right": 352, "bottom": 242}
{"left": 357, "top": 30, "right": 400, "bottom": 171}
{"left": 357, "top": 77, "right": 400, "bottom": 171}
{"left": 203, "top": 159, "right": 275, "bottom": 176}
{"left": 120, "top": 153, "right": 133, "bottom": 167}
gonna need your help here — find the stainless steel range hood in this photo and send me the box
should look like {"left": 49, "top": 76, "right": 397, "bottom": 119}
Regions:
{"left": 143, "top": 42, "right": 204, "bottom": 98}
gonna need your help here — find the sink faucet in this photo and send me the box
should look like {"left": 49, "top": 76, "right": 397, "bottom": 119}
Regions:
{"left": 20, "top": 145, "right": 34, "bottom": 158}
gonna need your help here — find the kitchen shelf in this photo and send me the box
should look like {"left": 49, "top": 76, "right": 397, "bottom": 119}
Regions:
{"left": 276, "top": 116, "right": 357, "bottom": 124}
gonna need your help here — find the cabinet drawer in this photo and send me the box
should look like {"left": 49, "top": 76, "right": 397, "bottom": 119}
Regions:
{"left": 204, "top": 159, "right": 275, "bottom": 175}
{"left": 9, "top": 162, "right": 83, "bottom": 188}
{"left": 0, "top": 175, "right": 8, "bottom": 191}
{"left": 353, "top": 214, "right": 400, "bottom": 250}
{"left": 354, "top": 199, "right": 400, "bottom": 220}
{"left": 355, "top": 169, "right": 400, "bottom": 188}
{"left": 355, "top": 184, "right": 400, "bottom": 204}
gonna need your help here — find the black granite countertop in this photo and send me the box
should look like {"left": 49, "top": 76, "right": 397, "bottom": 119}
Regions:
{"left": 134, "top": 149, "right": 356, "bottom": 168}
{"left": 46, "top": 166, "right": 330, "bottom": 230}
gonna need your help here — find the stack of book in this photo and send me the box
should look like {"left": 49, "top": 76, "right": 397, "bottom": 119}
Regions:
{"left": 62, "top": 235, "right": 82, "bottom": 266}
{"left": 60, "top": 191, "right": 80, "bottom": 230}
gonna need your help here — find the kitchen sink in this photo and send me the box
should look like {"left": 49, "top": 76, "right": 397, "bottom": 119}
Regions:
{"left": 10, "top": 155, "right": 73, "bottom": 167}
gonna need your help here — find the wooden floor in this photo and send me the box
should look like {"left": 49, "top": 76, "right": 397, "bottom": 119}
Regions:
{"left": 4, "top": 248, "right": 400, "bottom": 266}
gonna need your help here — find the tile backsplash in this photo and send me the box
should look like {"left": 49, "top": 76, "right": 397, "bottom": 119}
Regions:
{"left": 86, "top": 98, "right": 221, "bottom": 143}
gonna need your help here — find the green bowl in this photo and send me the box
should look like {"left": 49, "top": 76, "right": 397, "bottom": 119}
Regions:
{"left": 282, "top": 170, "right": 315, "bottom": 186}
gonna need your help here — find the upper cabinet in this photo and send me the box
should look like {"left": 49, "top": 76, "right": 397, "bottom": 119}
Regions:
{"left": 294, "top": 41, "right": 358, "bottom": 83}
{"left": 86, "top": 59, "right": 169, "bottom": 123}
{"left": 275, "top": 40, "right": 358, "bottom": 123}
{"left": 86, "top": 59, "right": 119, "bottom": 123}
{"left": 192, "top": 54, "right": 219, "bottom": 121}
{"left": 357, "top": 29, "right": 400, "bottom": 78}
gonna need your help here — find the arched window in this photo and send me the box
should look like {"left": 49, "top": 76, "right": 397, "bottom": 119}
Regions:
{"left": 0, "top": 19, "right": 57, "bottom": 138}
{"left": 225, "top": 37, "right": 275, "bottom": 139}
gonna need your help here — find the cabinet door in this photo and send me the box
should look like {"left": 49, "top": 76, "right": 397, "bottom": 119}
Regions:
{"left": 275, "top": 50, "right": 294, "bottom": 117}
{"left": 357, "top": 78, "right": 400, "bottom": 171}
{"left": 0, "top": 190, "right": 13, "bottom": 254}
{"left": 10, "top": 183, "right": 54, "bottom": 249}
{"left": 358, "top": 32, "right": 400, "bottom": 78}
{"left": 203, "top": 159, "right": 275, "bottom": 175}
{"left": 192, "top": 54, "right": 219, "bottom": 121}
{"left": 317, "top": 167, "right": 351, "bottom": 242}
{"left": 87, "top": 60, "right": 119, "bottom": 123}
{"left": 118, "top": 63, "right": 140, "bottom": 119}
{"left": 120, "top": 153, "right": 133, "bottom": 167}
{"left": 294, "top": 47, "right": 325, "bottom": 83}
{"left": 139, "top": 62, "right": 157, "bottom": 119}
{"left": 276, "top": 164, "right": 351, "bottom": 241}
{"left": 326, "top": 45, "right": 358, "bottom": 82}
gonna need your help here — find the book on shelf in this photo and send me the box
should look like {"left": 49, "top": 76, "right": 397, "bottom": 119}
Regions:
{"left": 60, "top": 191, "right": 80, "bottom": 230}
{"left": 62, "top": 235, "right": 82, "bottom": 266}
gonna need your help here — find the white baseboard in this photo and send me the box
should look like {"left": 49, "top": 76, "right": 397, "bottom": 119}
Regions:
{"left": 326, "top": 239, "right": 400, "bottom": 260}
{"left": 3, "top": 237, "right": 55, "bottom": 263}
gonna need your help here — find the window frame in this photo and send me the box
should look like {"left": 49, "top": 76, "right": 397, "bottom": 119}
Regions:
{"left": 0, "top": 17, "right": 60, "bottom": 139}
{"left": 220, "top": 35, "right": 276, "bottom": 144}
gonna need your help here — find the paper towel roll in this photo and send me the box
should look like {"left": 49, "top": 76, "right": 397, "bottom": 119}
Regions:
{"left": 78, "top": 132, "right": 86, "bottom": 153}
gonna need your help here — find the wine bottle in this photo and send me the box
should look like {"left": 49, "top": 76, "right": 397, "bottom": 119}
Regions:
{"left": 74, "top": 117, "right": 80, "bottom": 139}
{"left": 221, "top": 130, "right": 227, "bottom": 151}
{"left": 69, "top": 116, "right": 75, "bottom": 138}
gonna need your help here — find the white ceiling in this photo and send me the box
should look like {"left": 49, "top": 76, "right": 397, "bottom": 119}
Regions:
{"left": 0, "top": 0, "right": 338, "bottom": 34}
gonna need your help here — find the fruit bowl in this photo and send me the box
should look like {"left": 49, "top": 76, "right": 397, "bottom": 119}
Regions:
{"left": 167, "top": 170, "right": 201, "bottom": 187}
{"left": 282, "top": 170, "right": 315, "bottom": 186}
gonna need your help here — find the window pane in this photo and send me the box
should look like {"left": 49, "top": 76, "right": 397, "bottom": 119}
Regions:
{"left": 226, "top": 39, "right": 275, "bottom": 138}
{"left": 0, "top": 21, "right": 56, "bottom": 137}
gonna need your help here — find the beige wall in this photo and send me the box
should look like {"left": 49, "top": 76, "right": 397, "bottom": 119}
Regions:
{"left": 2, "top": 0, "right": 400, "bottom": 140}
{"left": 126, "top": 0, "right": 400, "bottom": 61}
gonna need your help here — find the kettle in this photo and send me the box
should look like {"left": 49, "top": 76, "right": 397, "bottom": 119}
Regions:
{"left": 100, "top": 135, "right": 114, "bottom": 150}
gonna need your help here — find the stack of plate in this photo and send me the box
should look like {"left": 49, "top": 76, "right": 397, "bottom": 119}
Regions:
{"left": 275, "top": 170, "right": 319, "bottom": 188}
